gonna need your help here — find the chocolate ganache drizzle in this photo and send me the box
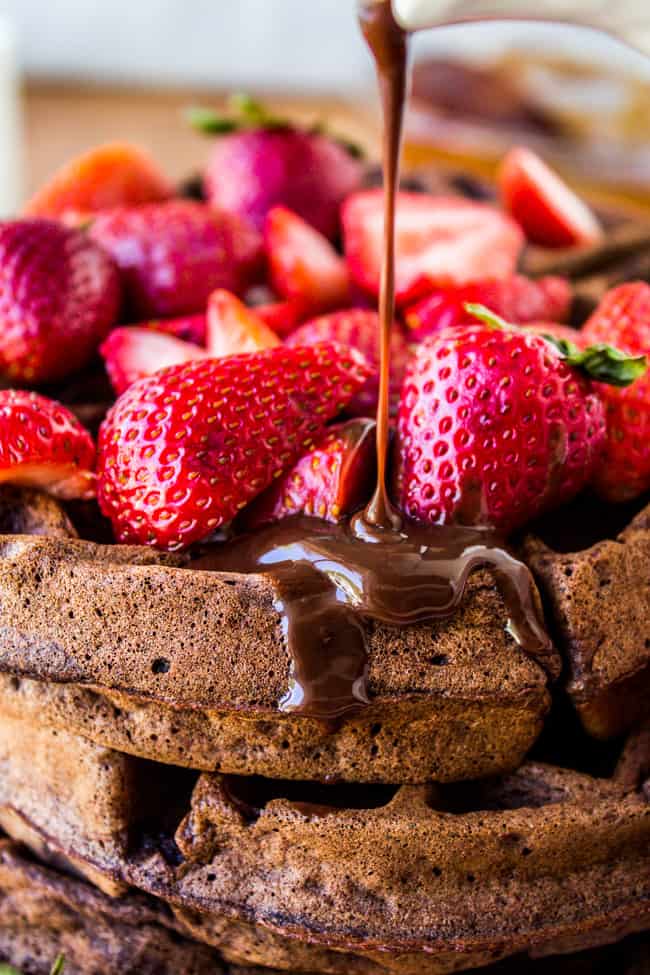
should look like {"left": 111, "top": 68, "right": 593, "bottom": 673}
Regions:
{"left": 193, "top": 0, "right": 554, "bottom": 721}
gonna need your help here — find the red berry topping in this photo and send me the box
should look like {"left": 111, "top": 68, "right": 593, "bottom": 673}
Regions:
{"left": 0, "top": 389, "right": 95, "bottom": 499}
{"left": 287, "top": 309, "right": 409, "bottom": 417}
{"left": 499, "top": 147, "right": 603, "bottom": 248}
{"left": 90, "top": 200, "right": 263, "bottom": 319}
{"left": 265, "top": 206, "right": 349, "bottom": 315}
{"left": 582, "top": 282, "right": 650, "bottom": 501}
{"left": 97, "top": 344, "right": 371, "bottom": 549}
{"left": 404, "top": 275, "right": 572, "bottom": 341}
{"left": 140, "top": 314, "right": 207, "bottom": 346}
{"left": 101, "top": 327, "right": 207, "bottom": 395}
{"left": 342, "top": 191, "right": 524, "bottom": 305}
{"left": 206, "top": 289, "right": 280, "bottom": 357}
{"left": 24, "top": 142, "right": 172, "bottom": 219}
{"left": 241, "top": 418, "right": 377, "bottom": 529}
{"left": 0, "top": 219, "right": 121, "bottom": 384}
{"left": 195, "top": 99, "right": 363, "bottom": 238}
{"left": 394, "top": 322, "right": 606, "bottom": 534}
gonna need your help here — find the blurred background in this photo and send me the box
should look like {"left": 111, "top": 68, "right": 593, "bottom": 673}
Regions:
{"left": 0, "top": 0, "right": 649, "bottom": 212}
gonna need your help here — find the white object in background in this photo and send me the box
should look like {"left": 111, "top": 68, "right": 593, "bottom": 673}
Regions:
{"left": 0, "top": 14, "right": 19, "bottom": 216}
{"left": 392, "top": 0, "right": 650, "bottom": 54}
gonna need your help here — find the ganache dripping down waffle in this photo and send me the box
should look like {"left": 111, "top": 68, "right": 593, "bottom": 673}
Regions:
{"left": 0, "top": 20, "right": 648, "bottom": 973}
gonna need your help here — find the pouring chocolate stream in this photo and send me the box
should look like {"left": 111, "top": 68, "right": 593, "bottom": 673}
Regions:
{"left": 194, "top": 0, "right": 554, "bottom": 721}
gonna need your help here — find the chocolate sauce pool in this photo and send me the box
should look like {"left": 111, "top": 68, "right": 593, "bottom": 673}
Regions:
{"left": 193, "top": 0, "right": 553, "bottom": 721}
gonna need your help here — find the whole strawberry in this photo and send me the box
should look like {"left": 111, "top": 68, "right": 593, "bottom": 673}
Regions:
{"left": 394, "top": 313, "right": 615, "bottom": 535}
{"left": 97, "top": 344, "right": 370, "bottom": 550}
{"left": 0, "top": 389, "right": 95, "bottom": 499}
{"left": 90, "top": 200, "right": 262, "bottom": 319}
{"left": 287, "top": 310, "right": 409, "bottom": 417}
{"left": 192, "top": 96, "right": 364, "bottom": 239}
{"left": 582, "top": 282, "right": 650, "bottom": 502}
{"left": 241, "top": 418, "right": 377, "bottom": 529}
{"left": 0, "top": 219, "right": 121, "bottom": 384}
{"left": 24, "top": 142, "right": 172, "bottom": 219}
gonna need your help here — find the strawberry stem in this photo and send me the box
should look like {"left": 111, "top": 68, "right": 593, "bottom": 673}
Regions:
{"left": 543, "top": 336, "right": 647, "bottom": 388}
{"left": 463, "top": 303, "right": 509, "bottom": 331}
{"left": 464, "top": 303, "right": 646, "bottom": 387}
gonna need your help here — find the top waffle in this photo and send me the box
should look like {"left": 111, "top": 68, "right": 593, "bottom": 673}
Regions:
{"left": 0, "top": 134, "right": 647, "bottom": 785}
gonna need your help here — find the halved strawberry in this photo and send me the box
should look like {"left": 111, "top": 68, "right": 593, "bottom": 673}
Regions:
{"left": 404, "top": 275, "right": 572, "bottom": 341}
{"left": 286, "top": 309, "right": 410, "bottom": 417}
{"left": 101, "top": 327, "right": 207, "bottom": 395}
{"left": 141, "top": 314, "right": 207, "bottom": 346}
{"left": 0, "top": 390, "right": 95, "bottom": 500}
{"left": 206, "top": 290, "right": 280, "bottom": 357}
{"left": 24, "top": 143, "right": 172, "bottom": 219}
{"left": 498, "top": 147, "right": 603, "bottom": 249}
{"left": 254, "top": 297, "right": 308, "bottom": 338}
{"left": 342, "top": 190, "right": 524, "bottom": 306}
{"left": 97, "top": 344, "right": 371, "bottom": 550}
{"left": 265, "top": 206, "right": 349, "bottom": 314}
{"left": 241, "top": 418, "right": 377, "bottom": 529}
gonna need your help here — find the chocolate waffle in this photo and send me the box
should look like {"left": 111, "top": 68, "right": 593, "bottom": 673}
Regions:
{"left": 1, "top": 161, "right": 650, "bottom": 975}
{"left": 0, "top": 687, "right": 648, "bottom": 974}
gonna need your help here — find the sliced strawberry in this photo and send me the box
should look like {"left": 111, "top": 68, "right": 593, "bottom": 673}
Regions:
{"left": 265, "top": 206, "right": 349, "bottom": 314}
{"left": 581, "top": 282, "right": 650, "bottom": 501}
{"left": 498, "top": 147, "right": 603, "bottom": 248}
{"left": 24, "top": 142, "right": 172, "bottom": 219}
{"left": 141, "top": 314, "right": 207, "bottom": 346}
{"left": 96, "top": 344, "right": 371, "bottom": 550}
{"left": 254, "top": 297, "right": 309, "bottom": 338}
{"left": 404, "top": 275, "right": 572, "bottom": 341}
{"left": 101, "top": 326, "right": 207, "bottom": 395}
{"left": 0, "top": 390, "right": 95, "bottom": 500}
{"left": 241, "top": 418, "right": 377, "bottom": 529}
{"left": 286, "top": 309, "right": 410, "bottom": 417}
{"left": 206, "top": 290, "right": 280, "bottom": 357}
{"left": 342, "top": 190, "right": 524, "bottom": 305}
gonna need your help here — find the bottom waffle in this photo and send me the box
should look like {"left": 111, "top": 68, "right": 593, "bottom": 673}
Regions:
{"left": 0, "top": 838, "right": 648, "bottom": 975}
{"left": 0, "top": 710, "right": 648, "bottom": 974}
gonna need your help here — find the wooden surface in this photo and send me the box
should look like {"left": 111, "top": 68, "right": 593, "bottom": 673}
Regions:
{"left": 22, "top": 81, "right": 379, "bottom": 201}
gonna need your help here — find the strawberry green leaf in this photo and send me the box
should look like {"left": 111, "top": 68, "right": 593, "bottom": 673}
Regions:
{"left": 49, "top": 956, "right": 65, "bottom": 975}
{"left": 186, "top": 106, "right": 240, "bottom": 135}
{"left": 544, "top": 336, "right": 647, "bottom": 388}
{"left": 0, "top": 965, "right": 22, "bottom": 974}
{"left": 188, "top": 93, "right": 365, "bottom": 158}
{"left": 188, "top": 94, "right": 291, "bottom": 135}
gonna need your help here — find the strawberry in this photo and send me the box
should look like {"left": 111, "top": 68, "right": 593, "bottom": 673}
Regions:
{"left": 206, "top": 290, "right": 280, "bottom": 357}
{"left": 523, "top": 322, "right": 586, "bottom": 346}
{"left": 254, "top": 297, "right": 308, "bottom": 338}
{"left": 286, "top": 309, "right": 410, "bottom": 417}
{"left": 0, "top": 390, "right": 95, "bottom": 499}
{"left": 499, "top": 147, "right": 603, "bottom": 249}
{"left": 393, "top": 310, "right": 641, "bottom": 535}
{"left": 581, "top": 282, "right": 650, "bottom": 501}
{"left": 96, "top": 344, "right": 371, "bottom": 550}
{"left": 100, "top": 327, "right": 207, "bottom": 395}
{"left": 342, "top": 191, "right": 524, "bottom": 306}
{"left": 265, "top": 206, "right": 350, "bottom": 315}
{"left": 404, "top": 275, "right": 572, "bottom": 341}
{"left": 90, "top": 201, "right": 263, "bottom": 319}
{"left": 0, "top": 219, "right": 121, "bottom": 384}
{"left": 240, "top": 418, "right": 376, "bottom": 529}
{"left": 24, "top": 142, "right": 172, "bottom": 219}
{"left": 192, "top": 96, "right": 364, "bottom": 239}
{"left": 141, "top": 314, "right": 207, "bottom": 346}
